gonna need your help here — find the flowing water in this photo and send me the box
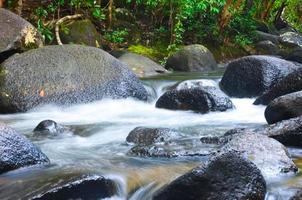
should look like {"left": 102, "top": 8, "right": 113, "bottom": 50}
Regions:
{"left": 0, "top": 72, "right": 301, "bottom": 200}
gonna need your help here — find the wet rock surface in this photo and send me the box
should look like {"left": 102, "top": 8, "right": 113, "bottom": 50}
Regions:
{"left": 0, "top": 124, "right": 49, "bottom": 174}
{"left": 165, "top": 44, "right": 217, "bottom": 72}
{"left": 201, "top": 132, "right": 297, "bottom": 177}
{"left": 0, "top": 45, "right": 148, "bottom": 113}
{"left": 265, "top": 91, "right": 302, "bottom": 124}
{"left": 254, "top": 68, "right": 302, "bottom": 105}
{"left": 33, "top": 120, "right": 70, "bottom": 137}
{"left": 126, "top": 127, "right": 180, "bottom": 146}
{"left": 128, "top": 138, "right": 213, "bottom": 158}
{"left": 220, "top": 55, "right": 298, "bottom": 98}
{"left": 156, "top": 87, "right": 233, "bottom": 113}
{"left": 262, "top": 116, "right": 302, "bottom": 147}
{"left": 31, "top": 175, "right": 117, "bottom": 200}
{"left": 153, "top": 151, "right": 266, "bottom": 200}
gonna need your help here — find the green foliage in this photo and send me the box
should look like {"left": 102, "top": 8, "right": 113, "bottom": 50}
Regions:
{"left": 34, "top": 0, "right": 105, "bottom": 43}
{"left": 104, "top": 29, "right": 129, "bottom": 44}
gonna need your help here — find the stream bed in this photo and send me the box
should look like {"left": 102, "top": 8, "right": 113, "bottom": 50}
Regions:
{"left": 0, "top": 72, "right": 301, "bottom": 200}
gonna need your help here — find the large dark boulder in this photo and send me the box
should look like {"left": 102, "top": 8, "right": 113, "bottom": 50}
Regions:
{"left": 265, "top": 91, "right": 302, "bottom": 124}
{"left": 126, "top": 127, "right": 179, "bottom": 146}
{"left": 255, "top": 31, "right": 280, "bottom": 44}
{"left": 0, "top": 45, "right": 148, "bottom": 113}
{"left": 60, "top": 19, "right": 101, "bottom": 47}
{"left": 220, "top": 55, "right": 298, "bottom": 98}
{"left": 153, "top": 151, "right": 266, "bottom": 200}
{"left": 32, "top": 175, "right": 117, "bottom": 200}
{"left": 254, "top": 68, "right": 302, "bottom": 105}
{"left": 112, "top": 51, "right": 168, "bottom": 77}
{"left": 165, "top": 44, "right": 217, "bottom": 72}
{"left": 201, "top": 132, "right": 297, "bottom": 177}
{"left": 0, "top": 8, "right": 43, "bottom": 60}
{"left": 155, "top": 87, "right": 233, "bottom": 113}
{"left": 0, "top": 124, "right": 49, "bottom": 174}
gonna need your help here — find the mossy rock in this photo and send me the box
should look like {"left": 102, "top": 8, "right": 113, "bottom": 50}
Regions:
{"left": 60, "top": 19, "right": 101, "bottom": 47}
{"left": 0, "top": 8, "right": 43, "bottom": 53}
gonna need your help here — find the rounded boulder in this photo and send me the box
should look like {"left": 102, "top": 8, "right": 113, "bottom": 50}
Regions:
{"left": 165, "top": 44, "right": 217, "bottom": 72}
{"left": 0, "top": 45, "right": 148, "bottom": 113}
{"left": 220, "top": 55, "right": 298, "bottom": 98}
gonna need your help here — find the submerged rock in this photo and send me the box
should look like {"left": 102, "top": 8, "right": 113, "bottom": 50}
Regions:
{"left": 31, "top": 175, "right": 117, "bottom": 200}
{"left": 220, "top": 55, "right": 298, "bottom": 98}
{"left": 153, "top": 151, "right": 266, "bottom": 200}
{"left": 0, "top": 124, "right": 49, "bottom": 174}
{"left": 165, "top": 44, "right": 217, "bottom": 72}
{"left": 155, "top": 87, "right": 233, "bottom": 113}
{"left": 126, "top": 127, "right": 179, "bottom": 146}
{"left": 0, "top": 45, "right": 148, "bottom": 113}
{"left": 33, "top": 120, "right": 69, "bottom": 137}
{"left": 128, "top": 139, "right": 212, "bottom": 158}
{"left": 201, "top": 132, "right": 297, "bottom": 177}
{"left": 112, "top": 51, "right": 168, "bottom": 77}
{"left": 265, "top": 91, "right": 302, "bottom": 124}
{"left": 254, "top": 68, "right": 302, "bottom": 105}
{"left": 0, "top": 8, "right": 43, "bottom": 56}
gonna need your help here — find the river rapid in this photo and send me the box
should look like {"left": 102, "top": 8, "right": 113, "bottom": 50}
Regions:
{"left": 0, "top": 72, "right": 301, "bottom": 200}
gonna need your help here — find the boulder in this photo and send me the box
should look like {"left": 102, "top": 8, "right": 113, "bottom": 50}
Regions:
{"left": 32, "top": 175, "right": 117, "bottom": 200}
{"left": 255, "top": 31, "right": 280, "bottom": 44}
{"left": 0, "top": 124, "right": 49, "bottom": 174}
{"left": 153, "top": 151, "right": 266, "bottom": 200}
{"left": 265, "top": 91, "right": 302, "bottom": 124}
{"left": 155, "top": 87, "right": 234, "bottom": 113}
{"left": 280, "top": 32, "right": 302, "bottom": 48}
{"left": 60, "top": 19, "right": 101, "bottom": 47}
{"left": 126, "top": 127, "right": 179, "bottom": 146}
{"left": 33, "top": 120, "right": 69, "bottom": 137}
{"left": 165, "top": 44, "right": 217, "bottom": 72}
{"left": 254, "top": 68, "right": 302, "bottom": 105}
{"left": 0, "top": 45, "right": 148, "bottom": 113}
{"left": 255, "top": 40, "right": 280, "bottom": 55}
{"left": 286, "top": 47, "right": 302, "bottom": 64}
{"left": 220, "top": 55, "right": 298, "bottom": 98}
{"left": 201, "top": 132, "right": 297, "bottom": 177}
{"left": 0, "top": 8, "right": 43, "bottom": 57}
{"left": 262, "top": 116, "right": 302, "bottom": 147}
{"left": 111, "top": 51, "right": 168, "bottom": 77}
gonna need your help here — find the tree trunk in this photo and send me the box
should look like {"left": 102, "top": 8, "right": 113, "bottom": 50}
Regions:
{"left": 108, "top": 0, "right": 113, "bottom": 29}
{"left": 0, "top": 0, "right": 4, "bottom": 8}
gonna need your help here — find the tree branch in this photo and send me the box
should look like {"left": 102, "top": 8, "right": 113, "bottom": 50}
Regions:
{"left": 55, "top": 14, "right": 83, "bottom": 45}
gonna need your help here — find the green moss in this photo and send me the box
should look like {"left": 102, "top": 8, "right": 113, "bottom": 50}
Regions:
{"left": 128, "top": 43, "right": 179, "bottom": 64}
